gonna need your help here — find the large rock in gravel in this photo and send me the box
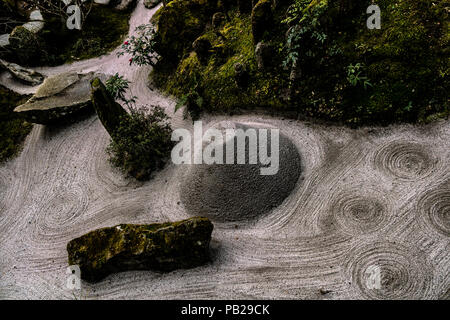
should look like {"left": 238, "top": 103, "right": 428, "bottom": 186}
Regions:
{"left": 154, "top": 0, "right": 217, "bottom": 60}
{"left": 67, "top": 217, "right": 214, "bottom": 282}
{"left": 0, "top": 59, "right": 45, "bottom": 85}
{"left": 251, "top": 0, "right": 273, "bottom": 43}
{"left": 181, "top": 123, "right": 302, "bottom": 222}
{"left": 8, "top": 26, "right": 42, "bottom": 65}
{"left": 14, "top": 72, "right": 103, "bottom": 124}
{"left": 90, "top": 77, "right": 129, "bottom": 137}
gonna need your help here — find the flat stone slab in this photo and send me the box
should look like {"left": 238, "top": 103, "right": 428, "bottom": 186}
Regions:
{"left": 0, "top": 59, "right": 45, "bottom": 86}
{"left": 14, "top": 72, "right": 106, "bottom": 124}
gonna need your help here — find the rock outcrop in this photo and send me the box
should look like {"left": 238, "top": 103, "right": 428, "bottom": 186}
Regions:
{"left": 67, "top": 217, "right": 214, "bottom": 282}
{"left": 14, "top": 72, "right": 103, "bottom": 124}
{"left": 8, "top": 26, "right": 42, "bottom": 65}
{"left": 154, "top": 0, "right": 217, "bottom": 60}
{"left": 144, "top": 0, "right": 161, "bottom": 9}
{"left": 90, "top": 77, "right": 129, "bottom": 137}
{"left": 251, "top": 0, "right": 273, "bottom": 44}
{"left": 192, "top": 36, "right": 212, "bottom": 63}
{"left": 0, "top": 59, "right": 45, "bottom": 86}
{"left": 254, "top": 41, "right": 274, "bottom": 70}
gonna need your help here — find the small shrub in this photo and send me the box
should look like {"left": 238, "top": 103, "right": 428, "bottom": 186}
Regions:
{"left": 106, "top": 104, "right": 174, "bottom": 181}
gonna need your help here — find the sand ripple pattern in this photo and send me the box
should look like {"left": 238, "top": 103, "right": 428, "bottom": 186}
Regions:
{"left": 372, "top": 141, "right": 438, "bottom": 180}
{"left": 417, "top": 183, "right": 450, "bottom": 237}
{"left": 344, "top": 241, "right": 434, "bottom": 300}
{"left": 321, "top": 187, "right": 390, "bottom": 236}
{"left": 0, "top": 1, "right": 448, "bottom": 300}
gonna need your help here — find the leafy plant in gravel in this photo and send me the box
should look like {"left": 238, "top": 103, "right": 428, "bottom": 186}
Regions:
{"left": 104, "top": 74, "right": 173, "bottom": 181}
{"left": 105, "top": 73, "right": 137, "bottom": 109}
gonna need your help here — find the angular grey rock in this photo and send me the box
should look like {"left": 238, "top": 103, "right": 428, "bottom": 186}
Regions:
{"left": 90, "top": 77, "right": 129, "bottom": 138}
{"left": 67, "top": 217, "right": 214, "bottom": 282}
{"left": 14, "top": 72, "right": 104, "bottom": 125}
{"left": 0, "top": 59, "right": 45, "bottom": 86}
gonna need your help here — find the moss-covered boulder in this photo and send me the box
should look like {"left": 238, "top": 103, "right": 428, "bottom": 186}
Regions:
{"left": 154, "top": 0, "right": 218, "bottom": 60}
{"left": 254, "top": 41, "right": 274, "bottom": 70}
{"left": 90, "top": 77, "right": 129, "bottom": 137}
{"left": 67, "top": 217, "right": 214, "bottom": 282}
{"left": 192, "top": 35, "right": 212, "bottom": 63}
{"left": 14, "top": 72, "right": 103, "bottom": 125}
{"left": 8, "top": 26, "right": 42, "bottom": 65}
{"left": 251, "top": 0, "right": 273, "bottom": 43}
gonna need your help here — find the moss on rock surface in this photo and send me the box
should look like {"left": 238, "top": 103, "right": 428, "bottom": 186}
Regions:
{"left": 67, "top": 217, "right": 214, "bottom": 282}
{"left": 154, "top": 0, "right": 218, "bottom": 60}
{"left": 8, "top": 26, "right": 42, "bottom": 65}
{"left": 151, "top": 0, "right": 449, "bottom": 125}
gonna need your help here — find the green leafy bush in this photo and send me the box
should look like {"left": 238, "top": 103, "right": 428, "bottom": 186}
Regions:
{"left": 104, "top": 74, "right": 173, "bottom": 181}
{"left": 106, "top": 106, "right": 174, "bottom": 181}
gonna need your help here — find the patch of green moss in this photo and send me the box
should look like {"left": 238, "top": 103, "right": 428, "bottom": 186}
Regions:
{"left": 154, "top": 0, "right": 218, "bottom": 60}
{"left": 38, "top": 4, "right": 131, "bottom": 66}
{"left": 151, "top": 0, "right": 449, "bottom": 125}
{"left": 0, "top": 85, "right": 32, "bottom": 162}
{"left": 153, "top": 10, "right": 287, "bottom": 114}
